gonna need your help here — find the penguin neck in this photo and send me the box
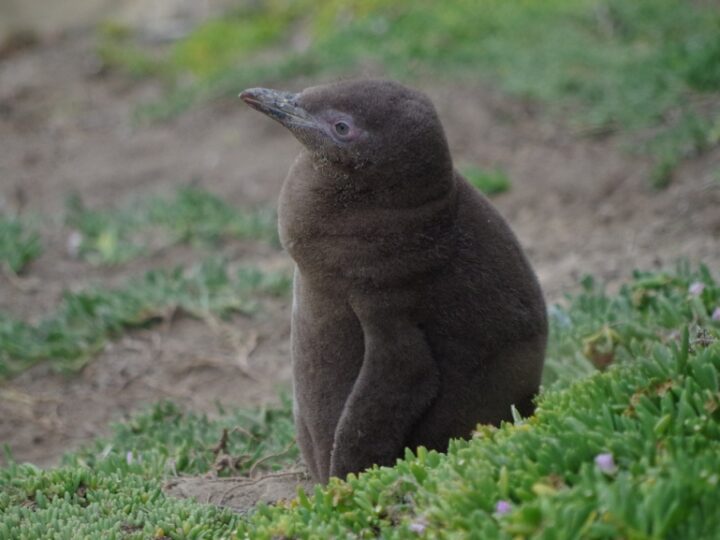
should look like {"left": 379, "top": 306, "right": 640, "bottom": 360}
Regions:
{"left": 304, "top": 148, "right": 454, "bottom": 206}
{"left": 278, "top": 152, "right": 459, "bottom": 284}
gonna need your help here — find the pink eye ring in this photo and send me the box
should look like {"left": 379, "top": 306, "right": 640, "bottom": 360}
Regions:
{"left": 334, "top": 121, "right": 350, "bottom": 136}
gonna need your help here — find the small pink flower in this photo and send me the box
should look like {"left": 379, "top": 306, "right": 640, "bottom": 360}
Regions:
{"left": 409, "top": 519, "right": 427, "bottom": 534}
{"left": 126, "top": 451, "right": 133, "bottom": 465}
{"left": 595, "top": 452, "right": 617, "bottom": 474}
{"left": 712, "top": 307, "right": 720, "bottom": 322}
{"left": 689, "top": 282, "right": 705, "bottom": 296}
{"left": 495, "top": 500, "right": 512, "bottom": 515}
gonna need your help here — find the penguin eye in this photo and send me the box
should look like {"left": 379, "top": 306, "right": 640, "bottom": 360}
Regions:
{"left": 333, "top": 121, "right": 350, "bottom": 137}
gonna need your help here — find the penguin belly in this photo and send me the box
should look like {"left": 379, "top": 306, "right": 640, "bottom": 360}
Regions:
{"left": 291, "top": 270, "right": 365, "bottom": 482}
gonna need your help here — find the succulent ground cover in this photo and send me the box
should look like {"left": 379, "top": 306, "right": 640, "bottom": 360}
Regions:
{"left": 1, "top": 266, "right": 718, "bottom": 539}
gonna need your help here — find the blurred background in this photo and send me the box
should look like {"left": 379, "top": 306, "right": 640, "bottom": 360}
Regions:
{"left": 1, "top": 0, "right": 719, "bottom": 466}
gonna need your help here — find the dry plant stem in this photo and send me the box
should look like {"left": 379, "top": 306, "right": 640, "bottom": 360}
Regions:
{"left": 112, "top": 339, "right": 160, "bottom": 394}
{"left": 231, "top": 425, "right": 258, "bottom": 441}
{"left": 160, "top": 305, "right": 180, "bottom": 333}
{"left": 140, "top": 379, "right": 205, "bottom": 409}
{"left": 211, "top": 428, "right": 230, "bottom": 455}
{"left": 202, "top": 312, "right": 261, "bottom": 380}
{"left": 0, "top": 387, "right": 62, "bottom": 408}
{"left": 217, "top": 469, "right": 308, "bottom": 505}
{"left": 248, "top": 439, "right": 297, "bottom": 477}
{"left": 203, "top": 469, "right": 307, "bottom": 484}
{"left": 0, "top": 387, "right": 65, "bottom": 433}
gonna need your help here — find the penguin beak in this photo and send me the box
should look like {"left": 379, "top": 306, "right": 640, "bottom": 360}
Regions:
{"left": 240, "top": 88, "right": 316, "bottom": 130}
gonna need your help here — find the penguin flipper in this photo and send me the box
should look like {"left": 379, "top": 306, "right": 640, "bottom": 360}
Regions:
{"left": 329, "top": 318, "right": 439, "bottom": 480}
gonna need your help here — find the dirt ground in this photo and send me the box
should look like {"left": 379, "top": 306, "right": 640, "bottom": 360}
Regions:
{"left": 1, "top": 28, "right": 719, "bottom": 478}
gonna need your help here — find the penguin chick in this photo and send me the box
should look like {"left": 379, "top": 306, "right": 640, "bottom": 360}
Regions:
{"left": 241, "top": 79, "right": 547, "bottom": 483}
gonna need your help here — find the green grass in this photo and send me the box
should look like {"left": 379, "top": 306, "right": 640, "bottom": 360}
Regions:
{"left": 170, "top": 8, "right": 294, "bottom": 78}
{"left": 96, "top": 23, "right": 166, "bottom": 80}
{"left": 98, "top": 2, "right": 302, "bottom": 81}
{"left": 65, "top": 186, "right": 278, "bottom": 266}
{"left": 1, "top": 265, "right": 719, "bottom": 538}
{"left": 103, "top": 0, "right": 720, "bottom": 184}
{"left": 462, "top": 165, "right": 512, "bottom": 196}
{"left": 0, "top": 258, "right": 291, "bottom": 378}
{"left": 0, "top": 216, "right": 41, "bottom": 273}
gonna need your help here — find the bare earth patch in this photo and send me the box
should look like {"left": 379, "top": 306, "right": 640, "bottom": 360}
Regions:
{"left": 1, "top": 30, "right": 718, "bottom": 477}
{"left": 164, "top": 471, "right": 313, "bottom": 514}
{"left": 0, "top": 305, "right": 292, "bottom": 467}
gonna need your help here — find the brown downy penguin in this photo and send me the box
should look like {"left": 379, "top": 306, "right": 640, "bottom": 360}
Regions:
{"left": 241, "top": 79, "right": 547, "bottom": 484}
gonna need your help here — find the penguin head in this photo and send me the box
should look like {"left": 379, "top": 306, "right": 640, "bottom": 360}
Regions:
{"left": 241, "top": 79, "right": 453, "bottom": 190}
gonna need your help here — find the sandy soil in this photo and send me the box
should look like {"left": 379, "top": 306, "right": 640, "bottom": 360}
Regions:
{"left": 1, "top": 29, "right": 718, "bottom": 481}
